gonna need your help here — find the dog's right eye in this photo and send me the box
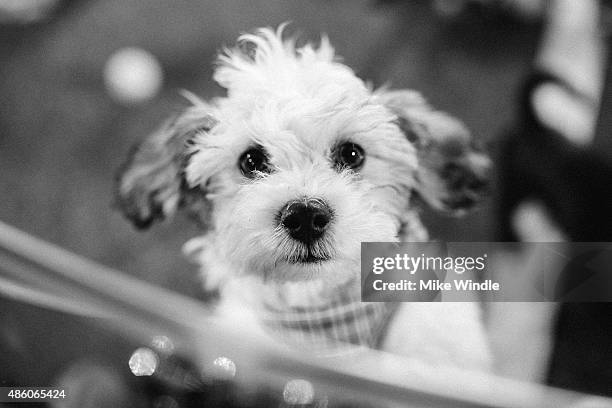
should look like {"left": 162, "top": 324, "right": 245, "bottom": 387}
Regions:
{"left": 239, "top": 146, "right": 270, "bottom": 178}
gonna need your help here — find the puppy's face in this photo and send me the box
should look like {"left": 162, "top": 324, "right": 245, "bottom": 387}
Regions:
{"left": 185, "top": 93, "right": 416, "bottom": 282}
{"left": 116, "top": 27, "right": 489, "bottom": 285}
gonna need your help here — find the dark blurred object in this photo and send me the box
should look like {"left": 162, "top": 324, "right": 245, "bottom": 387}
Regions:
{"left": 497, "top": 0, "right": 612, "bottom": 396}
{"left": 547, "top": 7, "right": 612, "bottom": 394}
{"left": 498, "top": 71, "right": 612, "bottom": 242}
{"left": 498, "top": 71, "right": 612, "bottom": 395}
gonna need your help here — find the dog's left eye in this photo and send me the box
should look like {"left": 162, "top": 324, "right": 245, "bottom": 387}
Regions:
{"left": 239, "top": 146, "right": 270, "bottom": 178}
{"left": 334, "top": 142, "right": 365, "bottom": 170}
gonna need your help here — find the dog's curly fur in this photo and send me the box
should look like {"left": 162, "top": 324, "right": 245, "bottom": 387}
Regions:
{"left": 116, "top": 25, "right": 492, "bottom": 370}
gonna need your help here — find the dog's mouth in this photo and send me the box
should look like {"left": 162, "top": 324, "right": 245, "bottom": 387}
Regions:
{"left": 286, "top": 248, "right": 331, "bottom": 264}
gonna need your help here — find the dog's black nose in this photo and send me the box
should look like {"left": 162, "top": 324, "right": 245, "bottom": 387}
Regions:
{"left": 280, "top": 199, "right": 332, "bottom": 244}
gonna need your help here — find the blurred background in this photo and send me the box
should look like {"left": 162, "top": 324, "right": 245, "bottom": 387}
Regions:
{"left": 1, "top": 0, "right": 611, "bottom": 406}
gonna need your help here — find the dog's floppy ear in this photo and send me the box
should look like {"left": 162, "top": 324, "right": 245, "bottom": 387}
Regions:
{"left": 115, "top": 100, "right": 216, "bottom": 229}
{"left": 377, "top": 89, "right": 491, "bottom": 215}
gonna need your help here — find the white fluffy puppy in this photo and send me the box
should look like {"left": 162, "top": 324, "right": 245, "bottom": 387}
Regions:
{"left": 116, "top": 26, "right": 491, "bottom": 371}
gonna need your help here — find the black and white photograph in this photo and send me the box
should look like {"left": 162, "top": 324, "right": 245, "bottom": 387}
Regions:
{"left": 1, "top": 0, "right": 612, "bottom": 407}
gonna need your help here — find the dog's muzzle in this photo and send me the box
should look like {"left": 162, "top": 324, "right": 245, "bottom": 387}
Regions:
{"left": 279, "top": 198, "right": 331, "bottom": 245}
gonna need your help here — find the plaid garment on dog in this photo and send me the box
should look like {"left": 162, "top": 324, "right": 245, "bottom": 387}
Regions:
{"left": 260, "top": 280, "right": 400, "bottom": 352}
